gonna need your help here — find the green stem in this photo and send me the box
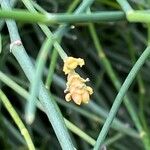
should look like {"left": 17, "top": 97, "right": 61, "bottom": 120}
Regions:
{"left": 147, "top": 24, "right": 150, "bottom": 46}
{"left": 25, "top": 37, "right": 54, "bottom": 124}
{"left": 67, "top": 0, "right": 80, "bottom": 13}
{"left": 125, "top": 31, "right": 148, "bottom": 134}
{"left": 0, "top": 90, "right": 35, "bottom": 150}
{"left": 94, "top": 46, "right": 150, "bottom": 149}
{"left": 0, "top": 9, "right": 125, "bottom": 24}
{"left": 45, "top": 48, "right": 58, "bottom": 89}
{"left": 116, "top": 0, "right": 133, "bottom": 12}
{"left": 127, "top": 11, "right": 150, "bottom": 23}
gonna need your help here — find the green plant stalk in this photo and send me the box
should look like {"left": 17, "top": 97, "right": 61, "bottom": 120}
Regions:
{"left": 31, "top": 1, "right": 47, "bottom": 14}
{"left": 147, "top": 24, "right": 150, "bottom": 46}
{"left": 125, "top": 31, "right": 149, "bottom": 134}
{"left": 127, "top": 11, "right": 150, "bottom": 23}
{"left": 1, "top": 0, "right": 74, "bottom": 149}
{"left": 25, "top": 37, "right": 54, "bottom": 124}
{"left": 93, "top": 46, "right": 150, "bottom": 149}
{"left": 45, "top": 48, "right": 58, "bottom": 89}
{"left": 116, "top": 0, "right": 133, "bottom": 12}
{"left": 0, "top": 9, "right": 125, "bottom": 24}
{"left": 0, "top": 70, "right": 139, "bottom": 139}
{"left": 0, "top": 90, "right": 35, "bottom": 150}
{"left": 67, "top": 0, "right": 80, "bottom": 13}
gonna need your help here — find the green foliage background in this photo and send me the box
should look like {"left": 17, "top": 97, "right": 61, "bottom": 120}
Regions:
{"left": 0, "top": 0, "right": 150, "bottom": 150}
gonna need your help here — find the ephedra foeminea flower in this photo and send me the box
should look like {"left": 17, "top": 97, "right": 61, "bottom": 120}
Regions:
{"left": 63, "top": 57, "right": 93, "bottom": 105}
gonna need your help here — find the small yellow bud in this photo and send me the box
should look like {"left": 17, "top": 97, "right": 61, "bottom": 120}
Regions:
{"left": 72, "top": 93, "right": 82, "bottom": 105}
{"left": 86, "top": 86, "right": 93, "bottom": 95}
{"left": 65, "top": 93, "right": 71, "bottom": 102}
{"left": 82, "top": 91, "right": 90, "bottom": 104}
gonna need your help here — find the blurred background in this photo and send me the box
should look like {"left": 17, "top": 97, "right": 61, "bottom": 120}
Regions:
{"left": 0, "top": 0, "right": 150, "bottom": 149}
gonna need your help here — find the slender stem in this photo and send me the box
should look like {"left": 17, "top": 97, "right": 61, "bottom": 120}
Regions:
{"left": 94, "top": 46, "right": 150, "bottom": 150}
{"left": 0, "top": 90, "right": 35, "bottom": 150}
{"left": 67, "top": 0, "right": 80, "bottom": 13}
{"left": 147, "top": 24, "right": 150, "bottom": 46}
{"left": 116, "top": 0, "right": 133, "bottom": 12}
{"left": 45, "top": 48, "right": 58, "bottom": 89}
{"left": 127, "top": 11, "right": 150, "bottom": 23}
{"left": 125, "top": 31, "right": 148, "bottom": 133}
{"left": 25, "top": 37, "right": 54, "bottom": 124}
{"left": 0, "top": 9, "right": 125, "bottom": 24}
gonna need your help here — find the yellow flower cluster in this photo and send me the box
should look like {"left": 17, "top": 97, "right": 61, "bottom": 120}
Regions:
{"left": 63, "top": 57, "right": 93, "bottom": 105}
